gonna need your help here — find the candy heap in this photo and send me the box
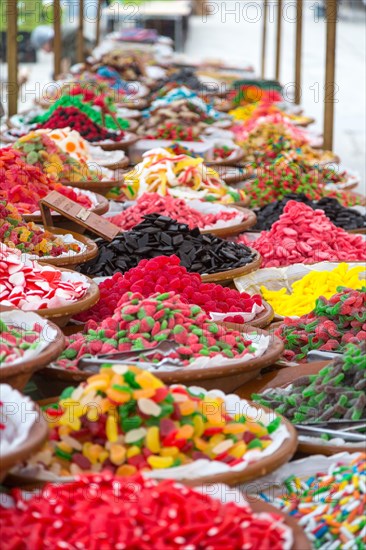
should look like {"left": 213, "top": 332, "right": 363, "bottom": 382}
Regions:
{"left": 253, "top": 194, "right": 366, "bottom": 231}
{"left": 109, "top": 193, "right": 243, "bottom": 230}
{"left": 30, "top": 363, "right": 280, "bottom": 475}
{"left": 267, "top": 454, "right": 366, "bottom": 549}
{"left": 0, "top": 244, "right": 89, "bottom": 310}
{"left": 35, "top": 107, "right": 124, "bottom": 143}
{"left": 59, "top": 290, "right": 260, "bottom": 369}
{"left": 36, "top": 128, "right": 92, "bottom": 162}
{"left": 238, "top": 201, "right": 366, "bottom": 267}
{"left": 276, "top": 287, "right": 366, "bottom": 361}
{"left": 247, "top": 158, "right": 356, "bottom": 208}
{"left": 0, "top": 318, "right": 45, "bottom": 365}
{"left": 80, "top": 214, "right": 257, "bottom": 277}
{"left": 0, "top": 201, "right": 81, "bottom": 257}
{"left": 13, "top": 131, "right": 101, "bottom": 183}
{"left": 254, "top": 343, "right": 366, "bottom": 423}
{"left": 261, "top": 263, "right": 365, "bottom": 317}
{"left": 75, "top": 255, "right": 263, "bottom": 323}
{"left": 0, "top": 474, "right": 293, "bottom": 550}
{"left": 120, "top": 148, "right": 245, "bottom": 203}
{"left": 0, "top": 148, "right": 93, "bottom": 214}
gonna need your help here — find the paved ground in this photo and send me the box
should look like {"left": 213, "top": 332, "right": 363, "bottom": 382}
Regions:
{"left": 1, "top": 0, "right": 365, "bottom": 193}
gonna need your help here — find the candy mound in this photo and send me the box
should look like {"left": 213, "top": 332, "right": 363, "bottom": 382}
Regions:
{"left": 14, "top": 131, "right": 101, "bottom": 183}
{"left": 0, "top": 243, "right": 89, "bottom": 311}
{"left": 0, "top": 318, "right": 45, "bottom": 365}
{"left": 275, "top": 287, "right": 366, "bottom": 361}
{"left": 109, "top": 193, "right": 242, "bottom": 230}
{"left": 28, "top": 362, "right": 282, "bottom": 477}
{"left": 0, "top": 200, "right": 81, "bottom": 257}
{"left": 0, "top": 148, "right": 93, "bottom": 214}
{"left": 36, "top": 128, "right": 91, "bottom": 162}
{"left": 75, "top": 255, "right": 263, "bottom": 324}
{"left": 261, "top": 263, "right": 365, "bottom": 317}
{"left": 254, "top": 343, "right": 366, "bottom": 424}
{"left": 80, "top": 214, "right": 257, "bottom": 277}
{"left": 0, "top": 474, "right": 293, "bottom": 550}
{"left": 240, "top": 200, "right": 366, "bottom": 267}
{"left": 35, "top": 107, "right": 124, "bottom": 143}
{"left": 121, "top": 148, "right": 246, "bottom": 203}
{"left": 59, "top": 290, "right": 262, "bottom": 369}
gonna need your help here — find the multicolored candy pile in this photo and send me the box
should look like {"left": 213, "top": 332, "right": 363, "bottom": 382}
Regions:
{"left": 238, "top": 201, "right": 366, "bottom": 267}
{"left": 0, "top": 243, "right": 89, "bottom": 310}
{"left": 0, "top": 201, "right": 81, "bottom": 257}
{"left": 261, "top": 263, "right": 365, "bottom": 317}
{"left": 0, "top": 148, "right": 93, "bottom": 214}
{"left": 59, "top": 290, "right": 261, "bottom": 369}
{"left": 80, "top": 214, "right": 257, "bottom": 277}
{"left": 120, "top": 148, "right": 246, "bottom": 203}
{"left": 109, "top": 193, "right": 243, "bottom": 230}
{"left": 0, "top": 318, "right": 45, "bottom": 366}
{"left": 75, "top": 255, "right": 263, "bottom": 323}
{"left": 0, "top": 474, "right": 294, "bottom": 550}
{"left": 275, "top": 287, "right": 366, "bottom": 361}
{"left": 254, "top": 343, "right": 366, "bottom": 423}
{"left": 29, "top": 363, "right": 281, "bottom": 476}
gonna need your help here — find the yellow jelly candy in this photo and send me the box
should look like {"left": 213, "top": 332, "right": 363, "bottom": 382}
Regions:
{"left": 110, "top": 444, "right": 126, "bottom": 466}
{"left": 116, "top": 464, "right": 137, "bottom": 477}
{"left": 193, "top": 414, "right": 204, "bottom": 437}
{"left": 106, "top": 388, "right": 131, "bottom": 404}
{"left": 126, "top": 446, "right": 141, "bottom": 459}
{"left": 135, "top": 371, "right": 164, "bottom": 390}
{"left": 229, "top": 442, "right": 247, "bottom": 458}
{"left": 176, "top": 424, "right": 194, "bottom": 440}
{"left": 160, "top": 446, "right": 179, "bottom": 458}
{"left": 179, "top": 400, "right": 196, "bottom": 416}
{"left": 133, "top": 388, "right": 156, "bottom": 400}
{"left": 106, "top": 414, "right": 119, "bottom": 443}
{"left": 147, "top": 456, "right": 174, "bottom": 469}
{"left": 194, "top": 437, "right": 208, "bottom": 451}
{"left": 223, "top": 423, "right": 246, "bottom": 435}
{"left": 146, "top": 426, "right": 161, "bottom": 454}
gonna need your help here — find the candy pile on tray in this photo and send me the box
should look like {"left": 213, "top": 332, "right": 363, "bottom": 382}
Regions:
{"left": 109, "top": 193, "right": 244, "bottom": 230}
{"left": 0, "top": 148, "right": 93, "bottom": 214}
{"left": 275, "top": 287, "right": 366, "bottom": 361}
{"left": 120, "top": 148, "right": 246, "bottom": 203}
{"left": 238, "top": 201, "right": 366, "bottom": 267}
{"left": 80, "top": 215, "right": 257, "bottom": 277}
{"left": 75, "top": 255, "right": 263, "bottom": 323}
{"left": 28, "top": 363, "right": 282, "bottom": 476}
{"left": 0, "top": 473, "right": 294, "bottom": 550}
{"left": 0, "top": 243, "right": 89, "bottom": 310}
{"left": 0, "top": 318, "right": 46, "bottom": 366}
{"left": 58, "top": 290, "right": 263, "bottom": 369}
{"left": 0, "top": 201, "right": 81, "bottom": 257}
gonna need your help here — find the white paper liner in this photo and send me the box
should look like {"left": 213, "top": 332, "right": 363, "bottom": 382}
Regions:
{"left": 234, "top": 261, "right": 366, "bottom": 319}
{"left": 0, "top": 385, "right": 38, "bottom": 454}
{"left": 186, "top": 199, "right": 247, "bottom": 229}
{"left": 88, "top": 146, "right": 126, "bottom": 167}
{"left": 209, "top": 303, "right": 265, "bottom": 323}
{"left": 13, "top": 383, "right": 290, "bottom": 483}
{"left": 23, "top": 233, "right": 87, "bottom": 261}
{"left": 0, "top": 311, "right": 58, "bottom": 367}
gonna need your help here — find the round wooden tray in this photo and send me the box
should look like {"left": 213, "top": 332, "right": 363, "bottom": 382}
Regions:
{"left": 201, "top": 206, "right": 257, "bottom": 238}
{"left": 214, "top": 165, "right": 251, "bottom": 185}
{"left": 33, "top": 267, "right": 100, "bottom": 328}
{"left": 0, "top": 404, "right": 49, "bottom": 483}
{"left": 206, "top": 148, "right": 245, "bottom": 167}
{"left": 201, "top": 250, "right": 261, "bottom": 284}
{"left": 8, "top": 399, "right": 297, "bottom": 488}
{"left": 35, "top": 227, "right": 98, "bottom": 268}
{"left": 221, "top": 300, "right": 274, "bottom": 330}
{"left": 0, "top": 321, "right": 65, "bottom": 391}
{"left": 61, "top": 179, "right": 124, "bottom": 197}
{"left": 99, "top": 133, "right": 138, "bottom": 151}
{"left": 35, "top": 326, "right": 284, "bottom": 395}
{"left": 99, "top": 156, "right": 130, "bottom": 171}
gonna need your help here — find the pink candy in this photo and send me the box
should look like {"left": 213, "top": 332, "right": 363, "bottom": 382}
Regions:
{"left": 237, "top": 201, "right": 366, "bottom": 267}
{"left": 0, "top": 244, "right": 89, "bottom": 310}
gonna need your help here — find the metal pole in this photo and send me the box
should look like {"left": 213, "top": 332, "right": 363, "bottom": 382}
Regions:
{"left": 323, "top": 0, "right": 337, "bottom": 150}
{"left": 54, "top": 0, "right": 62, "bottom": 77}
{"left": 275, "top": 0, "right": 283, "bottom": 81}
{"left": 95, "top": 0, "right": 102, "bottom": 46}
{"left": 77, "top": 0, "right": 84, "bottom": 63}
{"left": 294, "top": 0, "right": 303, "bottom": 104}
{"left": 261, "top": 0, "right": 268, "bottom": 78}
{"left": 7, "top": 0, "right": 18, "bottom": 116}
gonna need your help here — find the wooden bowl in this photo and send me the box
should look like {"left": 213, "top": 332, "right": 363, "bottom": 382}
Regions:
{"left": 35, "top": 227, "right": 98, "bottom": 268}
{"left": 0, "top": 404, "right": 49, "bottom": 483}
{"left": 32, "top": 267, "right": 100, "bottom": 328}
{"left": 61, "top": 179, "right": 124, "bottom": 197}
{"left": 34, "top": 327, "right": 284, "bottom": 395}
{"left": 201, "top": 206, "right": 257, "bottom": 238}
{"left": 201, "top": 251, "right": 261, "bottom": 284}
{"left": 297, "top": 439, "right": 366, "bottom": 456}
{"left": 214, "top": 165, "right": 251, "bottom": 185}
{"left": 221, "top": 300, "right": 274, "bottom": 331}
{"left": 23, "top": 193, "right": 109, "bottom": 234}
{"left": 0, "top": 321, "right": 65, "bottom": 391}
{"left": 99, "top": 156, "right": 130, "bottom": 171}
{"left": 99, "top": 133, "right": 138, "bottom": 151}
{"left": 206, "top": 148, "right": 245, "bottom": 167}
